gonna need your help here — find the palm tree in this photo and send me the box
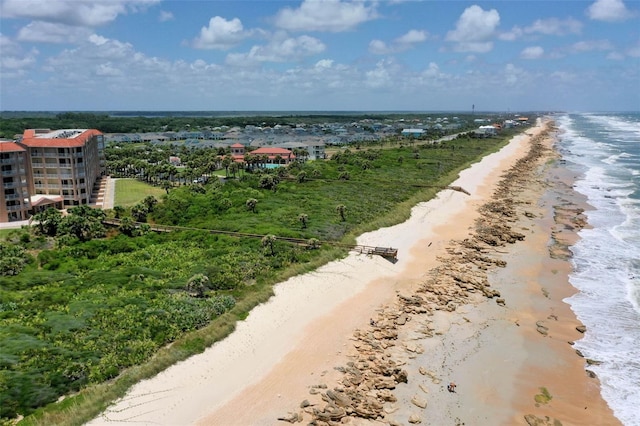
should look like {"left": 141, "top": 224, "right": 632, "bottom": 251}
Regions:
{"left": 222, "top": 156, "right": 232, "bottom": 177}
{"left": 31, "top": 207, "right": 62, "bottom": 236}
{"left": 131, "top": 203, "right": 149, "bottom": 222}
{"left": 143, "top": 195, "right": 158, "bottom": 212}
{"left": 298, "top": 213, "right": 308, "bottom": 229}
{"left": 161, "top": 180, "right": 172, "bottom": 194}
{"left": 113, "top": 205, "right": 125, "bottom": 219}
{"left": 244, "top": 153, "right": 255, "bottom": 170}
{"left": 118, "top": 216, "right": 137, "bottom": 236}
{"left": 262, "top": 234, "right": 277, "bottom": 256}
{"left": 307, "top": 238, "right": 321, "bottom": 250}
{"left": 336, "top": 204, "right": 347, "bottom": 221}
{"left": 246, "top": 198, "right": 258, "bottom": 213}
{"left": 229, "top": 161, "right": 239, "bottom": 178}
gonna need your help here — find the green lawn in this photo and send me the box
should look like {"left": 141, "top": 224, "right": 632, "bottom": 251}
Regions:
{"left": 114, "top": 179, "right": 166, "bottom": 207}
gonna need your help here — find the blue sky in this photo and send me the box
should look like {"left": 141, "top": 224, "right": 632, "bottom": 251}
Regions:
{"left": 1, "top": 0, "right": 639, "bottom": 112}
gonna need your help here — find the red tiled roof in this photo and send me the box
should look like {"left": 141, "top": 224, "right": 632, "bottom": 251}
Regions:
{"left": 230, "top": 143, "right": 244, "bottom": 148}
{"left": 250, "top": 147, "right": 294, "bottom": 156}
{"left": 20, "top": 129, "right": 103, "bottom": 148}
{"left": 0, "top": 141, "right": 26, "bottom": 153}
{"left": 30, "top": 194, "right": 64, "bottom": 207}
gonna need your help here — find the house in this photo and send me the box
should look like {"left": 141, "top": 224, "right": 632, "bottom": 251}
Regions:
{"left": 226, "top": 144, "right": 295, "bottom": 166}
{"left": 474, "top": 125, "right": 498, "bottom": 137}
{"left": 230, "top": 143, "right": 246, "bottom": 163}
{"left": 0, "top": 128, "right": 106, "bottom": 222}
{"left": 402, "top": 129, "right": 425, "bottom": 137}
{"left": 249, "top": 147, "right": 296, "bottom": 165}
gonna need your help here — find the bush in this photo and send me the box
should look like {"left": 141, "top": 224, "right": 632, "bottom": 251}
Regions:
{"left": 0, "top": 243, "right": 28, "bottom": 276}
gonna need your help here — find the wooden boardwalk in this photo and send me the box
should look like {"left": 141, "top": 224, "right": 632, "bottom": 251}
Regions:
{"left": 102, "top": 219, "right": 399, "bottom": 260}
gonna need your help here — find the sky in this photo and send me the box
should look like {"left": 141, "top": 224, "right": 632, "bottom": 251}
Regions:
{"left": 0, "top": 0, "right": 639, "bottom": 112}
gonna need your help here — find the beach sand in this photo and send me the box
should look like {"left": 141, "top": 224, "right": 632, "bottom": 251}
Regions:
{"left": 89, "top": 121, "right": 620, "bottom": 426}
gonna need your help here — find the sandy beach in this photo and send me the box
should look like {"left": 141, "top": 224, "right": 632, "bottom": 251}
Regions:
{"left": 89, "top": 121, "right": 620, "bottom": 426}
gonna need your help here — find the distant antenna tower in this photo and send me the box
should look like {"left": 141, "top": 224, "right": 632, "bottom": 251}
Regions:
{"left": 472, "top": 104, "right": 475, "bottom": 115}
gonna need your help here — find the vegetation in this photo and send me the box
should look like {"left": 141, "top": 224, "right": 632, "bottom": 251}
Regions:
{"left": 534, "top": 387, "right": 553, "bottom": 405}
{"left": 0, "top": 115, "right": 531, "bottom": 425}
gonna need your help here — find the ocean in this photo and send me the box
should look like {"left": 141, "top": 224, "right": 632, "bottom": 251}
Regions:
{"left": 556, "top": 112, "right": 640, "bottom": 426}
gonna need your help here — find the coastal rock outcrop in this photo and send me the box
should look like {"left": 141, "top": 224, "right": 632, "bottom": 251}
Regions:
{"left": 283, "top": 126, "right": 557, "bottom": 425}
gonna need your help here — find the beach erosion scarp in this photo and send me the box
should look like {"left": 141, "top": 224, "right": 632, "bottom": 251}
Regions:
{"left": 89, "top": 120, "right": 619, "bottom": 426}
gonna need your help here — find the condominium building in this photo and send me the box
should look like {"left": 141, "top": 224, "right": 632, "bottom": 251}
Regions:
{"left": 0, "top": 129, "right": 106, "bottom": 223}
{"left": 0, "top": 141, "right": 32, "bottom": 222}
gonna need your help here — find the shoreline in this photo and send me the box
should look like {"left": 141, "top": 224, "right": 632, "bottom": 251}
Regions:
{"left": 89, "top": 122, "right": 619, "bottom": 426}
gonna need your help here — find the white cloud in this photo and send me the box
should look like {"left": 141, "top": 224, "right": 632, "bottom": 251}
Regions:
{"left": 526, "top": 17, "right": 583, "bottom": 36}
{"left": 1, "top": 48, "right": 38, "bottom": 70}
{"left": 421, "top": 62, "right": 441, "bottom": 78}
{"left": 158, "top": 10, "right": 174, "bottom": 22}
{"left": 570, "top": 40, "right": 614, "bottom": 52}
{"left": 500, "top": 17, "right": 582, "bottom": 41}
{"left": 369, "top": 29, "right": 428, "bottom": 54}
{"left": 446, "top": 5, "right": 500, "bottom": 53}
{"left": 192, "top": 16, "right": 252, "bottom": 50}
{"left": 273, "top": 0, "right": 378, "bottom": 32}
{"left": 315, "top": 59, "right": 334, "bottom": 69}
{"left": 89, "top": 34, "right": 109, "bottom": 46}
{"left": 1, "top": 0, "right": 159, "bottom": 27}
{"left": 499, "top": 27, "right": 523, "bottom": 41}
{"left": 0, "top": 33, "right": 21, "bottom": 55}
{"left": 587, "top": 0, "right": 631, "bottom": 22}
{"left": 365, "top": 60, "right": 393, "bottom": 88}
{"left": 396, "top": 29, "right": 428, "bottom": 44}
{"left": 504, "top": 63, "right": 525, "bottom": 86}
{"left": 520, "top": 46, "right": 544, "bottom": 59}
{"left": 95, "top": 62, "right": 123, "bottom": 77}
{"left": 17, "top": 21, "right": 92, "bottom": 43}
{"left": 369, "top": 39, "right": 391, "bottom": 54}
{"left": 226, "top": 35, "right": 326, "bottom": 66}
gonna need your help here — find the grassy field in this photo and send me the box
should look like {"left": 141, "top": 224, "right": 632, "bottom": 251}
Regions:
{"left": 114, "top": 179, "right": 166, "bottom": 207}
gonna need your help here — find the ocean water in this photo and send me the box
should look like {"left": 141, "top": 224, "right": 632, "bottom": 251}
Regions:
{"left": 557, "top": 112, "right": 640, "bottom": 426}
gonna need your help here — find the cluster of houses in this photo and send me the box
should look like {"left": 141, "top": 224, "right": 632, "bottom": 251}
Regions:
{"left": 106, "top": 114, "right": 530, "bottom": 171}
{"left": 472, "top": 116, "right": 530, "bottom": 138}
{"left": 103, "top": 116, "right": 471, "bottom": 157}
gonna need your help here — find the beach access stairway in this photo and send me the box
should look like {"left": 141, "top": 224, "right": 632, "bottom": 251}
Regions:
{"left": 102, "top": 219, "right": 399, "bottom": 260}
